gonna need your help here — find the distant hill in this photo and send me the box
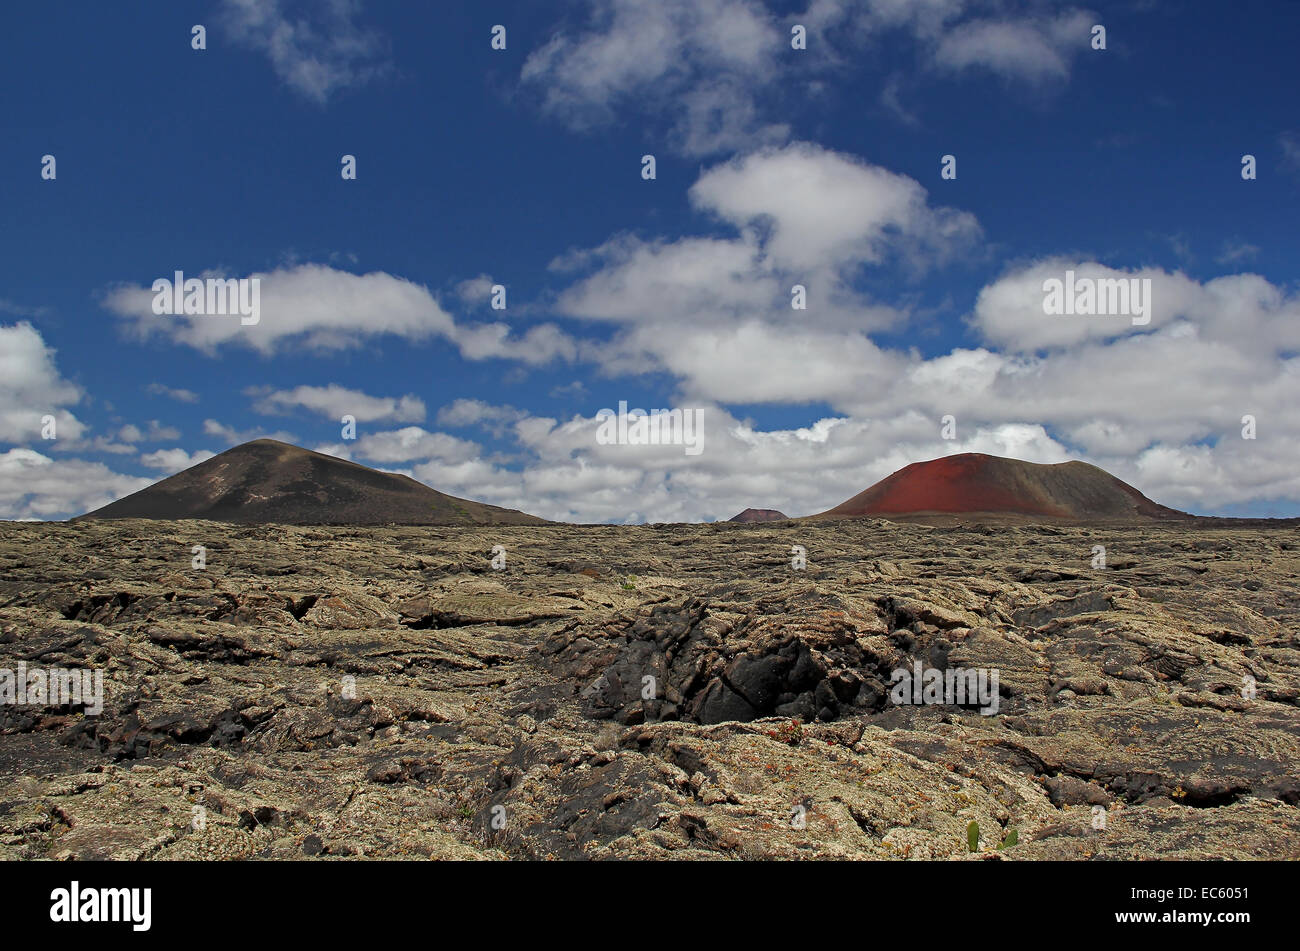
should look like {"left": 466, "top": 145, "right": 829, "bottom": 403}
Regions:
{"left": 729, "top": 508, "right": 789, "bottom": 523}
{"left": 811, "top": 453, "right": 1191, "bottom": 523}
{"left": 76, "top": 439, "right": 549, "bottom": 525}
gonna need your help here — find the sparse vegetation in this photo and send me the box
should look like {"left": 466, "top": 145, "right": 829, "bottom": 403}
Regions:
{"left": 766, "top": 718, "right": 803, "bottom": 746}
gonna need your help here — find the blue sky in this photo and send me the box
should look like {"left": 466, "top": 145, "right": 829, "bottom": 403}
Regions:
{"left": 2, "top": 0, "right": 1298, "bottom": 522}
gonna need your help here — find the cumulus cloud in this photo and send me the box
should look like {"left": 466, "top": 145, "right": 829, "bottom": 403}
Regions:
{"left": 969, "top": 260, "right": 1300, "bottom": 354}
{"left": 452, "top": 322, "right": 578, "bottom": 365}
{"left": 0, "top": 323, "right": 86, "bottom": 444}
{"left": 347, "top": 426, "right": 484, "bottom": 464}
{"left": 249, "top": 384, "right": 426, "bottom": 423}
{"left": 549, "top": 380, "right": 589, "bottom": 400}
{"left": 520, "top": 0, "right": 1097, "bottom": 151}
{"left": 454, "top": 274, "right": 498, "bottom": 309}
{"left": 117, "top": 421, "right": 182, "bottom": 443}
{"left": 0, "top": 449, "right": 151, "bottom": 520}
{"left": 932, "top": 10, "right": 1095, "bottom": 81}
{"left": 690, "top": 142, "right": 980, "bottom": 271}
{"left": 521, "top": 0, "right": 787, "bottom": 155}
{"left": 436, "top": 399, "right": 529, "bottom": 437}
{"left": 554, "top": 235, "right": 781, "bottom": 325}
{"left": 103, "top": 263, "right": 575, "bottom": 364}
{"left": 139, "top": 448, "right": 217, "bottom": 473}
{"left": 627, "top": 322, "right": 899, "bottom": 405}
{"left": 551, "top": 143, "right": 974, "bottom": 400}
{"left": 798, "top": 0, "right": 1096, "bottom": 84}
{"left": 555, "top": 144, "right": 977, "bottom": 331}
{"left": 104, "top": 264, "right": 457, "bottom": 356}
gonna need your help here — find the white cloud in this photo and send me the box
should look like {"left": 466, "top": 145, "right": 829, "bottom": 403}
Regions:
{"left": 436, "top": 399, "right": 528, "bottom": 435}
{"left": 149, "top": 420, "right": 182, "bottom": 440}
{"left": 349, "top": 426, "right": 484, "bottom": 465}
{"left": 625, "top": 321, "right": 898, "bottom": 405}
{"left": 551, "top": 143, "right": 974, "bottom": 400}
{"left": 103, "top": 263, "right": 576, "bottom": 364}
{"left": 452, "top": 322, "right": 578, "bottom": 365}
{"left": 521, "top": 0, "right": 786, "bottom": 155}
{"left": 520, "top": 1, "right": 1096, "bottom": 153}
{"left": 454, "top": 274, "right": 497, "bottom": 309}
{"left": 554, "top": 145, "right": 977, "bottom": 344}
{"left": 970, "top": 260, "right": 1300, "bottom": 355}
{"left": 554, "top": 235, "right": 782, "bottom": 325}
{"left": 249, "top": 384, "right": 426, "bottom": 423}
{"left": 933, "top": 10, "right": 1095, "bottom": 81}
{"left": 146, "top": 383, "right": 200, "bottom": 403}
{"left": 672, "top": 78, "right": 791, "bottom": 156}
{"left": 218, "top": 0, "right": 390, "bottom": 104}
{"left": 117, "top": 420, "right": 182, "bottom": 443}
{"left": 524, "top": 0, "right": 779, "bottom": 111}
{"left": 0, "top": 323, "right": 85, "bottom": 444}
{"left": 0, "top": 449, "right": 151, "bottom": 520}
{"left": 549, "top": 380, "right": 589, "bottom": 400}
{"left": 104, "top": 264, "right": 457, "bottom": 356}
{"left": 56, "top": 436, "right": 136, "bottom": 455}
{"left": 690, "top": 142, "right": 980, "bottom": 271}
{"left": 309, "top": 442, "right": 352, "bottom": 461}
{"left": 202, "top": 419, "right": 298, "bottom": 446}
{"left": 139, "top": 448, "right": 217, "bottom": 473}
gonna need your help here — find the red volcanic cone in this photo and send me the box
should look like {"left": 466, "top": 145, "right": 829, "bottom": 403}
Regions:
{"left": 813, "top": 453, "right": 1188, "bottom": 522}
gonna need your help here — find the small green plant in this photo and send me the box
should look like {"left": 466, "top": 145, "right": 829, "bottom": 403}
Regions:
{"left": 967, "top": 820, "right": 1017, "bottom": 852}
{"left": 621, "top": 574, "right": 637, "bottom": 590}
{"left": 457, "top": 804, "right": 474, "bottom": 820}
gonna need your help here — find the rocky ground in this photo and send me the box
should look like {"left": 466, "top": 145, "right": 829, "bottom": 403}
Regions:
{"left": 1, "top": 517, "right": 1298, "bottom": 860}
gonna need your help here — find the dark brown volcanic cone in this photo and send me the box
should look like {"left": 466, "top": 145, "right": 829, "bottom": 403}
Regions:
{"left": 76, "top": 439, "right": 548, "bottom": 525}
{"left": 812, "top": 452, "right": 1189, "bottom": 522}
{"left": 729, "top": 508, "right": 789, "bottom": 522}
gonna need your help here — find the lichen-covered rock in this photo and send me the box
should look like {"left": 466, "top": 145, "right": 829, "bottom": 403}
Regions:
{"left": 0, "top": 517, "right": 1297, "bottom": 860}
